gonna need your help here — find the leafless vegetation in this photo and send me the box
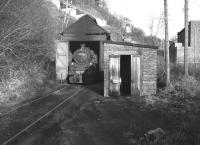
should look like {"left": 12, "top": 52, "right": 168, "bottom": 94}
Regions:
{"left": 0, "top": 0, "right": 61, "bottom": 104}
{"left": 157, "top": 63, "right": 200, "bottom": 100}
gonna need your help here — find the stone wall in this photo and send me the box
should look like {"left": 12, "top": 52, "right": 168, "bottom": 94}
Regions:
{"left": 104, "top": 43, "right": 157, "bottom": 97}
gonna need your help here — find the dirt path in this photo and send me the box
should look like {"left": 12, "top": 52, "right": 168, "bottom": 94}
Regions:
{"left": 1, "top": 84, "right": 200, "bottom": 145}
{"left": 0, "top": 85, "right": 85, "bottom": 144}
{"left": 7, "top": 86, "right": 103, "bottom": 145}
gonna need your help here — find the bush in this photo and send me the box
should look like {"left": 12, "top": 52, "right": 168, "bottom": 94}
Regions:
{"left": 158, "top": 76, "right": 200, "bottom": 101}
{"left": 157, "top": 64, "right": 200, "bottom": 100}
{"left": 0, "top": 0, "right": 61, "bottom": 105}
{"left": 0, "top": 63, "right": 48, "bottom": 104}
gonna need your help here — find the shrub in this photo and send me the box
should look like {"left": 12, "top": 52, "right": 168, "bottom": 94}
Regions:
{"left": 0, "top": 63, "right": 48, "bottom": 104}
{"left": 157, "top": 75, "right": 200, "bottom": 101}
{"left": 0, "top": 0, "right": 61, "bottom": 105}
{"left": 157, "top": 64, "right": 200, "bottom": 100}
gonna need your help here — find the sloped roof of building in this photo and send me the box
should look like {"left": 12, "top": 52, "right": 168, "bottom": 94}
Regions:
{"left": 104, "top": 40, "right": 158, "bottom": 49}
{"left": 178, "top": 20, "right": 200, "bottom": 34}
{"left": 61, "top": 14, "right": 110, "bottom": 41}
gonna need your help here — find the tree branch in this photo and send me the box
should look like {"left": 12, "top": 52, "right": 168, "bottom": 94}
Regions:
{"left": 0, "top": 0, "right": 13, "bottom": 14}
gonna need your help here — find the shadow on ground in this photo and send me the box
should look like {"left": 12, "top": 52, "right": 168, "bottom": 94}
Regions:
{"left": 57, "top": 97, "right": 200, "bottom": 145}
{"left": 5, "top": 85, "right": 200, "bottom": 145}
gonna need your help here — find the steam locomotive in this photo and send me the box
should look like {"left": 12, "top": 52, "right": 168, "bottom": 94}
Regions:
{"left": 68, "top": 44, "right": 97, "bottom": 84}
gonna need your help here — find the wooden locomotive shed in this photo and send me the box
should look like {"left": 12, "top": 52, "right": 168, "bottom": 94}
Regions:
{"left": 56, "top": 15, "right": 158, "bottom": 97}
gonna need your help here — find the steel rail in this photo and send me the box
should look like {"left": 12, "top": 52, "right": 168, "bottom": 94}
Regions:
{"left": 1, "top": 87, "right": 83, "bottom": 145}
{"left": 0, "top": 85, "right": 68, "bottom": 118}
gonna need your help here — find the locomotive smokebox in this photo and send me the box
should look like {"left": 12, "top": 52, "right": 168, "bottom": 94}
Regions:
{"left": 68, "top": 43, "right": 98, "bottom": 84}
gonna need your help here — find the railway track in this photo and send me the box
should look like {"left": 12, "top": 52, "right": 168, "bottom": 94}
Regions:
{"left": 0, "top": 85, "right": 68, "bottom": 118}
{"left": 0, "top": 85, "right": 84, "bottom": 145}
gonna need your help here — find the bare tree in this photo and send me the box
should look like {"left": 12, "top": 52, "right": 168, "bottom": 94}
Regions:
{"left": 149, "top": 17, "right": 154, "bottom": 36}
{"left": 0, "top": 0, "right": 61, "bottom": 71}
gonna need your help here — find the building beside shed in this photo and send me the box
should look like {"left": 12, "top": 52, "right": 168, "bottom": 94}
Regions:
{"left": 56, "top": 14, "right": 158, "bottom": 96}
{"left": 178, "top": 21, "right": 200, "bottom": 49}
{"left": 172, "top": 21, "right": 200, "bottom": 70}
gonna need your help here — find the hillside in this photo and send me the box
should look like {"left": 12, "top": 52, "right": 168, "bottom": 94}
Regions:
{"left": 57, "top": 0, "right": 162, "bottom": 45}
{"left": 0, "top": 0, "right": 62, "bottom": 104}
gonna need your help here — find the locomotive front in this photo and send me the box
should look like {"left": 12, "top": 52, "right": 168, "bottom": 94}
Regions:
{"left": 68, "top": 44, "right": 97, "bottom": 84}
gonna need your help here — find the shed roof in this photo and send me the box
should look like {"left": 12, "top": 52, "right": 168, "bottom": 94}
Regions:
{"left": 61, "top": 15, "right": 110, "bottom": 41}
{"left": 104, "top": 40, "right": 158, "bottom": 49}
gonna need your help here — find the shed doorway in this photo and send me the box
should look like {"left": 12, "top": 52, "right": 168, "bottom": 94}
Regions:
{"left": 109, "top": 55, "right": 141, "bottom": 96}
{"left": 120, "top": 55, "right": 131, "bottom": 95}
{"left": 68, "top": 41, "right": 101, "bottom": 84}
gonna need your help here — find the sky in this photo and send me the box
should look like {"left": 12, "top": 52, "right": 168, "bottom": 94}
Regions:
{"left": 106, "top": 0, "right": 200, "bottom": 39}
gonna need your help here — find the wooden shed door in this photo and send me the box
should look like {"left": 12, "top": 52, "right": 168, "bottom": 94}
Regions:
{"left": 131, "top": 56, "right": 141, "bottom": 95}
{"left": 109, "top": 55, "right": 121, "bottom": 96}
{"left": 56, "top": 41, "right": 68, "bottom": 81}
